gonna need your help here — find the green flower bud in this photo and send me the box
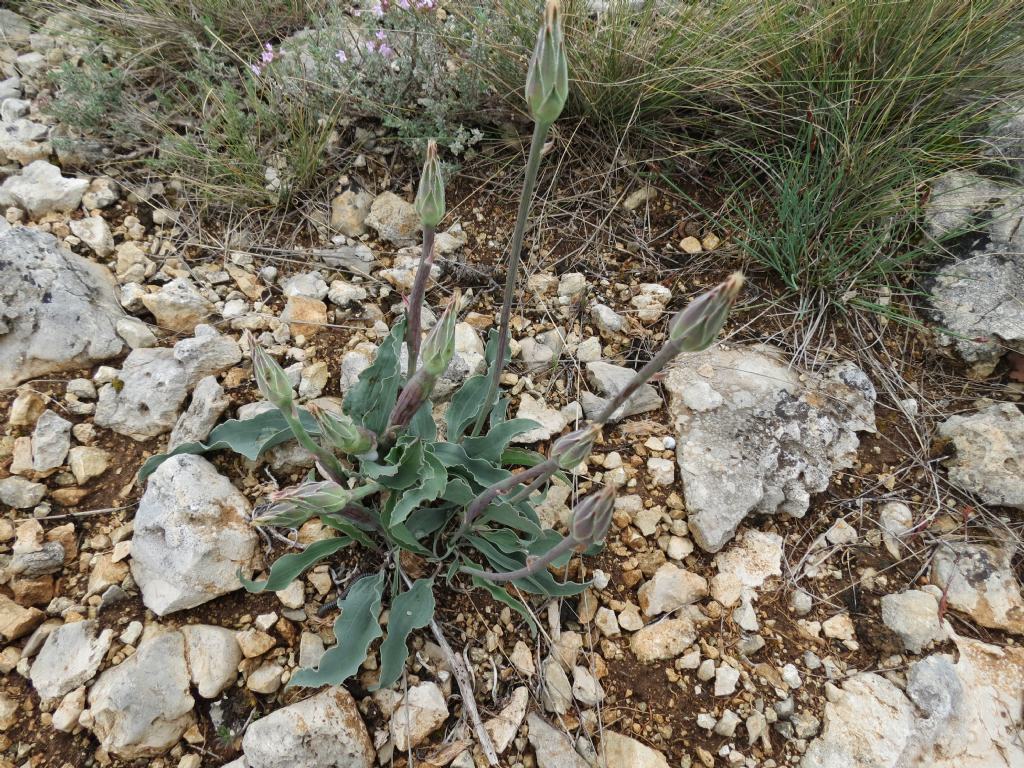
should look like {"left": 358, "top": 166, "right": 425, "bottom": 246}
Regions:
{"left": 421, "top": 291, "right": 460, "bottom": 378}
{"left": 309, "top": 404, "right": 375, "bottom": 456}
{"left": 569, "top": 484, "right": 615, "bottom": 545}
{"left": 248, "top": 332, "right": 294, "bottom": 410}
{"left": 549, "top": 423, "right": 601, "bottom": 470}
{"left": 253, "top": 480, "right": 353, "bottom": 527}
{"left": 415, "top": 140, "right": 446, "bottom": 229}
{"left": 525, "top": 0, "right": 568, "bottom": 126}
{"left": 668, "top": 272, "right": 744, "bottom": 352}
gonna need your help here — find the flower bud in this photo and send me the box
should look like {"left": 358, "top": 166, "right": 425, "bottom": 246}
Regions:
{"left": 253, "top": 481, "right": 352, "bottom": 527}
{"left": 569, "top": 484, "right": 615, "bottom": 545}
{"left": 525, "top": 0, "right": 568, "bottom": 125}
{"left": 549, "top": 423, "right": 600, "bottom": 470}
{"left": 668, "top": 272, "right": 744, "bottom": 352}
{"left": 248, "top": 332, "right": 294, "bottom": 410}
{"left": 421, "top": 291, "right": 460, "bottom": 377}
{"left": 415, "top": 140, "right": 446, "bottom": 229}
{"left": 309, "top": 404, "right": 375, "bottom": 456}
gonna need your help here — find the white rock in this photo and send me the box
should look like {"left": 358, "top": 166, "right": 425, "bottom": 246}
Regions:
{"left": 241, "top": 686, "right": 374, "bottom": 767}
{"left": 69, "top": 216, "right": 114, "bottom": 257}
{"left": 130, "top": 455, "right": 257, "bottom": 615}
{"left": 0, "top": 228, "right": 124, "bottom": 388}
{"left": 540, "top": 656, "right": 573, "bottom": 714}
{"left": 172, "top": 324, "right": 241, "bottom": 387}
{"left": 116, "top": 317, "right": 157, "bottom": 349}
{"left": 485, "top": 686, "right": 528, "bottom": 754}
{"left": 714, "top": 664, "right": 740, "bottom": 696}
{"left": 601, "top": 731, "right": 669, "bottom": 768}
{"left": 68, "top": 446, "right": 110, "bottom": 484}
{"left": 31, "top": 409, "right": 71, "bottom": 471}
{"left": 513, "top": 393, "right": 569, "bottom": 443}
{"left": 575, "top": 336, "right": 602, "bottom": 362}
{"left": 878, "top": 590, "right": 944, "bottom": 654}
{"left": 879, "top": 501, "right": 913, "bottom": 558}
{"left": 582, "top": 361, "right": 662, "bottom": 423}
{"left": 328, "top": 278, "right": 368, "bottom": 307}
{"left": 638, "top": 563, "right": 708, "bottom": 617}
{"left": 630, "top": 618, "right": 696, "bottom": 662}
{"left": 665, "top": 345, "right": 875, "bottom": 552}
{"left": 365, "top": 191, "right": 419, "bottom": 245}
{"left": 929, "top": 542, "right": 1024, "bottom": 635}
{"left": 646, "top": 456, "right": 674, "bottom": 486}
{"left": 0, "top": 160, "right": 88, "bottom": 218}
{"left": 390, "top": 681, "right": 448, "bottom": 751}
{"left": 590, "top": 303, "right": 625, "bottom": 334}
{"left": 822, "top": 613, "right": 855, "bottom": 641}
{"left": 557, "top": 272, "right": 586, "bottom": 297}
{"left": 631, "top": 283, "right": 672, "bottom": 324}
{"left": 527, "top": 713, "right": 590, "bottom": 768}
{"left": 141, "top": 278, "right": 215, "bottom": 333}
{"left": 282, "top": 271, "right": 329, "bottom": 300}
{"left": 87, "top": 631, "right": 195, "bottom": 759}
{"left": 94, "top": 348, "right": 189, "bottom": 440}
{"left": 571, "top": 666, "right": 605, "bottom": 706}
{"left": 52, "top": 686, "right": 86, "bottom": 732}
{"left": 330, "top": 189, "right": 373, "bottom": 236}
{"left": 938, "top": 403, "right": 1024, "bottom": 510}
{"left": 168, "top": 376, "right": 229, "bottom": 449}
{"left": 180, "top": 624, "right": 242, "bottom": 699}
{"left": 246, "top": 661, "right": 284, "bottom": 694}
{"left": 30, "top": 620, "right": 113, "bottom": 700}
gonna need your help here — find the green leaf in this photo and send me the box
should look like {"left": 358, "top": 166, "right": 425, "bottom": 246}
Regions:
{"left": 138, "top": 408, "right": 319, "bottom": 481}
{"left": 434, "top": 442, "right": 510, "bottom": 488}
{"left": 365, "top": 437, "right": 426, "bottom": 490}
{"left": 320, "top": 515, "right": 377, "bottom": 550}
{"left": 408, "top": 401, "right": 437, "bottom": 441}
{"left": 240, "top": 536, "right": 350, "bottom": 593}
{"left": 289, "top": 571, "right": 386, "bottom": 688}
{"left": 478, "top": 502, "right": 542, "bottom": 538}
{"left": 467, "top": 535, "right": 588, "bottom": 597}
{"left": 344, "top": 320, "right": 405, "bottom": 435}
{"left": 373, "top": 578, "right": 435, "bottom": 690}
{"left": 385, "top": 450, "right": 447, "bottom": 528}
{"left": 441, "top": 476, "right": 475, "bottom": 505}
{"left": 470, "top": 575, "right": 537, "bottom": 635}
{"left": 446, "top": 372, "right": 489, "bottom": 442}
{"left": 462, "top": 419, "right": 541, "bottom": 463}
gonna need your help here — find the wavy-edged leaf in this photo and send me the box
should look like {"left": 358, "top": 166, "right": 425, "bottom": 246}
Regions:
{"left": 408, "top": 401, "right": 437, "bottom": 441}
{"left": 373, "top": 577, "right": 435, "bottom": 690}
{"left": 320, "top": 515, "right": 377, "bottom": 550}
{"left": 138, "top": 408, "right": 319, "bottom": 481}
{"left": 478, "top": 502, "right": 542, "bottom": 538}
{"left": 434, "top": 442, "right": 509, "bottom": 488}
{"left": 344, "top": 320, "right": 405, "bottom": 435}
{"left": 462, "top": 419, "right": 540, "bottom": 463}
{"left": 385, "top": 450, "right": 447, "bottom": 528}
{"left": 240, "top": 536, "right": 350, "bottom": 593}
{"left": 290, "top": 571, "right": 386, "bottom": 687}
{"left": 446, "top": 373, "right": 488, "bottom": 442}
{"left": 467, "top": 534, "right": 587, "bottom": 597}
{"left": 470, "top": 575, "right": 537, "bottom": 635}
{"left": 364, "top": 437, "right": 425, "bottom": 490}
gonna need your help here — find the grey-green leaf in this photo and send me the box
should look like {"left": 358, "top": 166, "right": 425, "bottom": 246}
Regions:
{"left": 373, "top": 577, "right": 435, "bottom": 690}
{"left": 240, "top": 536, "right": 351, "bottom": 593}
{"left": 344, "top": 320, "right": 405, "bottom": 435}
{"left": 289, "top": 571, "right": 386, "bottom": 688}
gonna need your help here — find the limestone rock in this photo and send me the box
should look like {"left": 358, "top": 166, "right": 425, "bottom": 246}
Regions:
{"left": 31, "top": 409, "right": 71, "bottom": 471}
{"left": 30, "top": 620, "right": 113, "bottom": 700}
{"left": 880, "top": 589, "right": 946, "bottom": 653}
{"left": 172, "top": 324, "right": 241, "bottom": 387}
{"left": 513, "top": 393, "right": 568, "bottom": 443}
{"left": 0, "top": 160, "right": 88, "bottom": 218}
{"left": 390, "top": 681, "right": 448, "bottom": 751}
{"left": 938, "top": 403, "right": 1024, "bottom": 510}
{"left": 665, "top": 345, "right": 875, "bottom": 552}
{"left": 169, "top": 375, "right": 229, "bottom": 449}
{"left": 638, "top": 563, "right": 708, "bottom": 617}
{"left": 180, "top": 624, "right": 242, "bottom": 699}
{"left": 485, "top": 686, "right": 528, "bottom": 754}
{"left": 0, "top": 593, "right": 44, "bottom": 640}
{"left": 240, "top": 687, "right": 374, "bottom": 768}
{"left": 131, "top": 455, "right": 256, "bottom": 615}
{"left": 141, "top": 278, "right": 215, "bottom": 333}
{"left": 582, "top": 361, "right": 662, "bottom": 423}
{"left": 69, "top": 216, "right": 114, "bottom": 257}
{"left": 601, "top": 732, "right": 669, "bottom": 768}
{"left": 68, "top": 446, "right": 110, "bottom": 484}
{"left": 87, "top": 631, "right": 196, "bottom": 759}
{"left": 929, "top": 542, "right": 1024, "bottom": 634}
{"left": 365, "top": 191, "right": 419, "bottom": 245}
{"left": 94, "top": 348, "right": 189, "bottom": 440}
{"left": 630, "top": 617, "right": 696, "bottom": 662}
{"left": 0, "top": 227, "right": 123, "bottom": 388}
{"left": 0, "top": 475, "right": 45, "bottom": 509}
{"left": 330, "top": 189, "right": 373, "bottom": 237}
{"left": 526, "top": 713, "right": 589, "bottom": 768}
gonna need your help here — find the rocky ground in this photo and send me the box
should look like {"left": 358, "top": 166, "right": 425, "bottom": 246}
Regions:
{"left": 2, "top": 7, "right": 1024, "bottom": 768}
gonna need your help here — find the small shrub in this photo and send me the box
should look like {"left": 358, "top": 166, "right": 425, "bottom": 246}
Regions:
{"left": 141, "top": 1, "right": 744, "bottom": 692}
{"left": 48, "top": 57, "right": 133, "bottom": 141}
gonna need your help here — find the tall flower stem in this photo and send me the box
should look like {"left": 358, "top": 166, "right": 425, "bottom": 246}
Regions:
{"left": 406, "top": 225, "right": 435, "bottom": 376}
{"left": 472, "top": 120, "right": 551, "bottom": 436}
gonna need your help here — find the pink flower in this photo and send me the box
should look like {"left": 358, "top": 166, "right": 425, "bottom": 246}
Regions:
{"left": 335, "top": 49, "right": 348, "bottom": 63}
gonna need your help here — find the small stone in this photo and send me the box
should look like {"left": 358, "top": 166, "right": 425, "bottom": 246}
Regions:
{"left": 714, "top": 664, "right": 740, "bottom": 697}
{"left": 247, "top": 662, "right": 285, "bottom": 694}
{"left": 679, "top": 236, "right": 702, "bottom": 254}
{"left": 281, "top": 295, "right": 328, "bottom": 337}
{"left": 141, "top": 278, "right": 215, "bottom": 333}
{"left": 485, "top": 686, "right": 528, "bottom": 754}
{"left": 237, "top": 628, "right": 276, "bottom": 658}
{"left": 0, "top": 476, "right": 46, "bottom": 509}
{"left": 571, "top": 666, "right": 605, "bottom": 706}
{"left": 390, "top": 681, "right": 448, "bottom": 750}
{"left": 630, "top": 618, "right": 697, "bottom": 662}
{"left": 30, "top": 620, "right": 113, "bottom": 700}
{"left": 510, "top": 641, "right": 536, "bottom": 677}
{"left": 365, "top": 191, "right": 420, "bottom": 245}
{"left": 590, "top": 303, "right": 625, "bottom": 334}
{"left": 275, "top": 580, "right": 305, "bottom": 610}
{"left": 646, "top": 457, "right": 675, "bottom": 486}
{"left": 52, "top": 686, "right": 87, "bottom": 732}
{"left": 31, "top": 409, "right": 72, "bottom": 471}
{"left": 181, "top": 625, "right": 242, "bottom": 699}
{"left": 558, "top": 272, "right": 587, "bottom": 297}
{"left": 715, "top": 710, "right": 742, "bottom": 738}
{"left": 540, "top": 657, "right": 573, "bottom": 714}
{"left": 822, "top": 613, "right": 856, "bottom": 641}
{"left": 527, "top": 713, "right": 589, "bottom": 768}
{"left": 639, "top": 563, "right": 708, "bottom": 617}
{"left": 69, "top": 216, "right": 114, "bottom": 257}
{"left": 68, "top": 446, "right": 110, "bottom": 484}
{"left": 0, "top": 594, "right": 44, "bottom": 639}
{"left": 330, "top": 189, "right": 374, "bottom": 237}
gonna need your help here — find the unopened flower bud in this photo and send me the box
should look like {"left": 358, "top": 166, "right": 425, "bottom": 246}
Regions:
{"left": 253, "top": 481, "right": 353, "bottom": 527}
{"left": 525, "top": 0, "right": 568, "bottom": 125}
{"left": 415, "top": 140, "right": 446, "bottom": 228}
{"left": 569, "top": 484, "right": 615, "bottom": 544}
{"left": 668, "top": 271, "right": 744, "bottom": 352}
{"left": 421, "top": 291, "right": 460, "bottom": 377}
{"left": 309, "top": 404, "right": 375, "bottom": 456}
{"left": 549, "top": 423, "right": 600, "bottom": 469}
{"left": 248, "top": 332, "right": 294, "bottom": 410}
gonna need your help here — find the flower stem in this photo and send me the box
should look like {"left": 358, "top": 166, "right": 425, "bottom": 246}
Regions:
{"left": 596, "top": 340, "right": 682, "bottom": 424}
{"left": 472, "top": 120, "right": 551, "bottom": 437}
{"left": 461, "top": 534, "right": 577, "bottom": 583}
{"left": 407, "top": 225, "right": 435, "bottom": 377}
{"left": 457, "top": 458, "right": 557, "bottom": 538}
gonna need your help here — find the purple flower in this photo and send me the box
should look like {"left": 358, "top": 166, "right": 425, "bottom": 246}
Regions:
{"left": 365, "top": 40, "right": 377, "bottom": 52}
{"left": 375, "top": 29, "right": 388, "bottom": 41}
{"left": 397, "top": 0, "right": 410, "bottom": 8}
{"left": 249, "top": 63, "right": 262, "bottom": 76}
{"left": 370, "top": 1, "right": 384, "bottom": 16}
{"left": 378, "top": 43, "right": 394, "bottom": 57}
{"left": 335, "top": 49, "right": 348, "bottom": 63}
